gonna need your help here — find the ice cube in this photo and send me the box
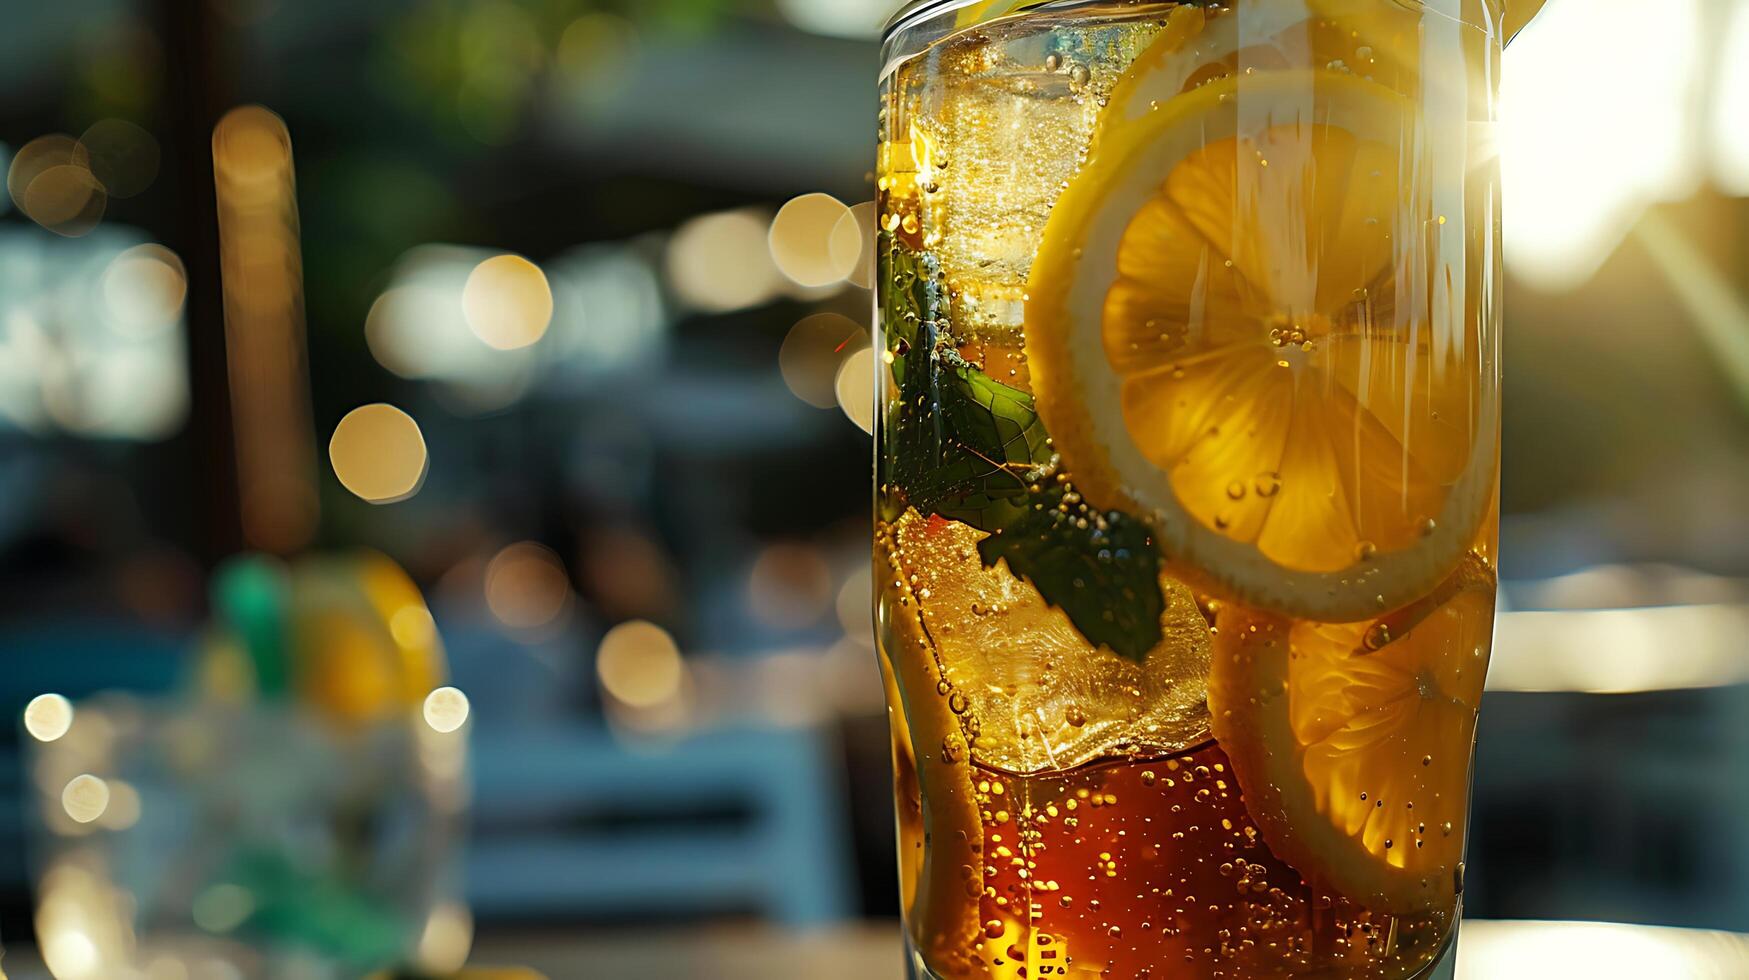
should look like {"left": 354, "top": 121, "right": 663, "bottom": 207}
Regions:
{"left": 891, "top": 511, "right": 1210, "bottom": 775}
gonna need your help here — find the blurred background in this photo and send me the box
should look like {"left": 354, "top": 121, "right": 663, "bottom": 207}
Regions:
{"left": 0, "top": 0, "right": 1745, "bottom": 976}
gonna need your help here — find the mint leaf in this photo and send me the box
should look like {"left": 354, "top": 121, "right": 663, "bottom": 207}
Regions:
{"left": 977, "top": 485, "right": 1165, "bottom": 662}
{"left": 893, "top": 348, "right": 1050, "bottom": 530}
{"left": 880, "top": 234, "right": 1165, "bottom": 661}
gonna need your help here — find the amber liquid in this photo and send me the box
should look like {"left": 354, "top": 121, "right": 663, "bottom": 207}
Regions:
{"left": 889, "top": 735, "right": 1453, "bottom": 979}
{"left": 877, "top": 3, "right": 1499, "bottom": 977}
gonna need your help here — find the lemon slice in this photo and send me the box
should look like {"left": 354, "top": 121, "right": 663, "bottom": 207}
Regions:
{"left": 1025, "top": 67, "right": 1496, "bottom": 621}
{"left": 1207, "top": 559, "right": 1494, "bottom": 912}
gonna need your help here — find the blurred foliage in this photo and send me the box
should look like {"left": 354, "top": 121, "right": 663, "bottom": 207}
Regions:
{"left": 70, "top": 16, "right": 163, "bottom": 123}
{"left": 380, "top": 0, "right": 749, "bottom": 145}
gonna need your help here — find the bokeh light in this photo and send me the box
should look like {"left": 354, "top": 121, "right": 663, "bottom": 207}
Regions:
{"left": 769, "top": 192, "right": 855, "bottom": 288}
{"left": 776, "top": 0, "right": 896, "bottom": 39}
{"left": 329, "top": 404, "right": 429, "bottom": 504}
{"left": 212, "top": 105, "right": 293, "bottom": 204}
{"left": 1501, "top": 0, "right": 1700, "bottom": 289}
{"left": 213, "top": 104, "right": 318, "bottom": 553}
{"left": 834, "top": 346, "right": 876, "bottom": 434}
{"left": 830, "top": 201, "right": 878, "bottom": 290}
{"left": 61, "top": 775, "right": 110, "bottom": 825}
{"left": 23, "top": 165, "right": 106, "bottom": 236}
{"left": 780, "top": 312, "right": 867, "bottom": 409}
{"left": 102, "top": 244, "right": 187, "bottom": 338}
{"left": 596, "top": 620, "right": 684, "bottom": 709}
{"left": 191, "top": 883, "right": 254, "bottom": 934}
{"left": 7, "top": 134, "right": 108, "bottom": 236}
{"left": 1715, "top": 1, "right": 1749, "bottom": 195}
{"left": 836, "top": 565, "right": 872, "bottom": 639}
{"left": 484, "top": 542, "right": 572, "bottom": 631}
{"left": 747, "top": 542, "right": 833, "bottom": 630}
{"left": 579, "top": 527, "right": 678, "bottom": 621}
{"left": 422, "top": 686, "right": 472, "bottom": 733}
{"left": 547, "top": 243, "right": 669, "bottom": 379}
{"left": 1457, "top": 920, "right": 1749, "bottom": 979}
{"left": 75, "top": 118, "right": 160, "bottom": 199}
{"left": 666, "top": 209, "right": 783, "bottom": 312}
{"left": 24, "top": 694, "right": 75, "bottom": 743}
{"left": 96, "top": 780, "right": 141, "bottom": 831}
{"left": 416, "top": 902, "right": 475, "bottom": 973}
{"left": 7, "top": 135, "right": 77, "bottom": 207}
{"left": 462, "top": 253, "right": 554, "bottom": 350}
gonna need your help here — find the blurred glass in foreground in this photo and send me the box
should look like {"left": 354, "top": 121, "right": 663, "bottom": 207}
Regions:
{"left": 23, "top": 553, "right": 469, "bottom": 978}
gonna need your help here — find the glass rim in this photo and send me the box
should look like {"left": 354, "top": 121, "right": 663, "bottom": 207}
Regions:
{"left": 884, "top": 0, "right": 1515, "bottom": 42}
{"left": 883, "top": 0, "right": 1009, "bottom": 40}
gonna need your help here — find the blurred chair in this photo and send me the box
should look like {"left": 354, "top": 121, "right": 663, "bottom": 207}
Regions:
{"left": 465, "top": 723, "right": 856, "bottom": 927}
{"left": 1470, "top": 599, "right": 1749, "bottom": 932}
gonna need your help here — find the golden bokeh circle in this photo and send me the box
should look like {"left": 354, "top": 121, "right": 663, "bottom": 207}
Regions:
{"left": 422, "top": 686, "right": 471, "bottom": 733}
{"left": 829, "top": 201, "right": 878, "bottom": 290}
{"left": 24, "top": 694, "right": 74, "bottom": 743}
{"left": 484, "top": 542, "right": 572, "bottom": 631}
{"left": 769, "top": 193, "right": 854, "bottom": 288}
{"left": 7, "top": 135, "right": 80, "bottom": 211}
{"left": 103, "top": 244, "right": 187, "bottom": 336}
{"left": 462, "top": 254, "right": 553, "bottom": 351}
{"left": 22, "top": 163, "right": 107, "bottom": 236}
{"left": 780, "top": 312, "right": 866, "bottom": 409}
{"left": 61, "top": 774, "right": 110, "bottom": 825}
{"left": 666, "top": 209, "right": 783, "bottom": 312}
{"left": 329, "top": 404, "right": 429, "bottom": 504}
{"left": 596, "top": 620, "right": 684, "bottom": 709}
{"left": 834, "top": 346, "right": 876, "bottom": 435}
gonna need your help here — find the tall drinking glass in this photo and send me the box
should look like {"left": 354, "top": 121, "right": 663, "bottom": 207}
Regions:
{"left": 874, "top": 2, "right": 1506, "bottom": 977}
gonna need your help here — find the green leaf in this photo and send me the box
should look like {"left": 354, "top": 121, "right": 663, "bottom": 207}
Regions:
{"left": 977, "top": 485, "right": 1165, "bottom": 662}
{"left": 880, "top": 234, "right": 1165, "bottom": 661}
